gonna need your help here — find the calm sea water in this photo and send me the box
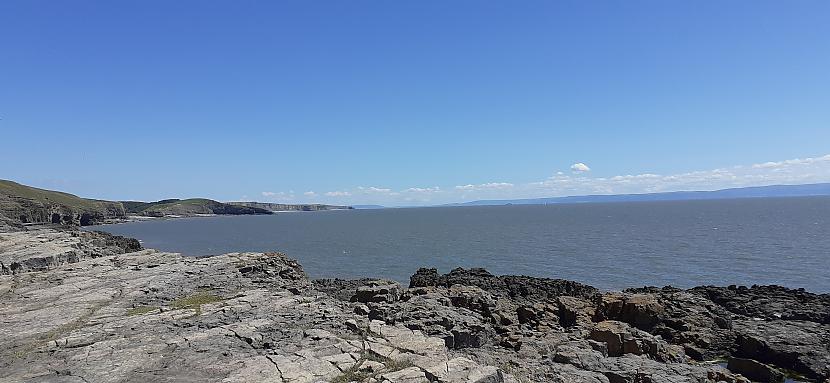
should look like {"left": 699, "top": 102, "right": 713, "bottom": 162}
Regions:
{"left": 91, "top": 197, "right": 830, "bottom": 292}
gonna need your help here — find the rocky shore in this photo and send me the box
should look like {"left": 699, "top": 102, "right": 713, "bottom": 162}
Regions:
{"left": 1, "top": 228, "right": 828, "bottom": 383}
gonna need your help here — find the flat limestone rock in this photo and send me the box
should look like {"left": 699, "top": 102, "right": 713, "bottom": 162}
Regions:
{"left": 6, "top": 228, "right": 826, "bottom": 383}
{"left": 0, "top": 229, "right": 515, "bottom": 383}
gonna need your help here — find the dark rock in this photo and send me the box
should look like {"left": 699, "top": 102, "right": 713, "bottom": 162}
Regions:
{"left": 351, "top": 280, "right": 401, "bottom": 303}
{"left": 410, "top": 267, "right": 441, "bottom": 287}
{"left": 408, "top": 267, "right": 599, "bottom": 304}
{"left": 691, "top": 285, "right": 830, "bottom": 324}
{"left": 619, "top": 287, "right": 737, "bottom": 361}
{"left": 557, "top": 296, "right": 595, "bottom": 328}
{"left": 313, "top": 277, "right": 380, "bottom": 301}
{"left": 733, "top": 320, "right": 830, "bottom": 381}
{"left": 589, "top": 320, "right": 685, "bottom": 362}
{"left": 594, "top": 293, "right": 663, "bottom": 331}
{"left": 727, "top": 357, "right": 785, "bottom": 383}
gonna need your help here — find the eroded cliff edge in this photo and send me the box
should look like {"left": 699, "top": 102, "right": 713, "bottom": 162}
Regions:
{"left": 1, "top": 228, "right": 828, "bottom": 383}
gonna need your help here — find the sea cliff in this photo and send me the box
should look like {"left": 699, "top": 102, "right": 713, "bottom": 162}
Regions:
{"left": 1, "top": 227, "right": 827, "bottom": 383}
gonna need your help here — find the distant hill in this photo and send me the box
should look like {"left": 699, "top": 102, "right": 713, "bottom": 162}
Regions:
{"left": 227, "top": 201, "right": 353, "bottom": 212}
{"left": 447, "top": 183, "right": 830, "bottom": 207}
{"left": 0, "top": 180, "right": 126, "bottom": 227}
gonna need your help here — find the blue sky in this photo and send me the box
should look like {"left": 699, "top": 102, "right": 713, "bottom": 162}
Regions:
{"left": 1, "top": 1, "right": 828, "bottom": 205}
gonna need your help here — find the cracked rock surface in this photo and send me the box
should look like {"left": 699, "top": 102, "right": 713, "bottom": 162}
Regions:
{"left": 1, "top": 229, "right": 514, "bottom": 383}
{"left": 2, "top": 228, "right": 828, "bottom": 383}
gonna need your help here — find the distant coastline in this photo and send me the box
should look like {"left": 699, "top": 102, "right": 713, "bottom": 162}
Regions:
{"left": 0, "top": 179, "right": 353, "bottom": 230}
{"left": 444, "top": 183, "right": 830, "bottom": 207}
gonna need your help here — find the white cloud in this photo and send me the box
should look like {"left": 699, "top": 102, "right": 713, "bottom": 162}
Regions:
{"left": 261, "top": 191, "right": 294, "bottom": 202}
{"left": 751, "top": 155, "right": 830, "bottom": 169}
{"left": 527, "top": 154, "right": 830, "bottom": 196}
{"left": 357, "top": 186, "right": 392, "bottom": 193}
{"left": 403, "top": 187, "right": 441, "bottom": 193}
{"left": 260, "top": 154, "right": 830, "bottom": 206}
{"left": 455, "top": 182, "right": 514, "bottom": 191}
{"left": 571, "top": 163, "right": 591, "bottom": 173}
{"left": 324, "top": 191, "right": 352, "bottom": 197}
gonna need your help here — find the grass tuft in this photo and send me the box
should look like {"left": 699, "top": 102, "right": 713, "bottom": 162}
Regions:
{"left": 383, "top": 358, "right": 415, "bottom": 372}
{"left": 330, "top": 369, "right": 371, "bottom": 383}
{"left": 170, "top": 292, "right": 223, "bottom": 314}
{"left": 126, "top": 306, "right": 159, "bottom": 316}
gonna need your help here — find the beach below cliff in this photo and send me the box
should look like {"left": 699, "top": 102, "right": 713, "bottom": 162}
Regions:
{"left": 1, "top": 227, "right": 828, "bottom": 383}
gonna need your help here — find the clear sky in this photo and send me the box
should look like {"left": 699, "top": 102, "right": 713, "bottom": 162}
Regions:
{"left": 1, "top": 1, "right": 829, "bottom": 206}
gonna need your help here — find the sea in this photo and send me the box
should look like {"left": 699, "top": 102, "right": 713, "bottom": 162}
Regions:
{"left": 91, "top": 196, "right": 830, "bottom": 292}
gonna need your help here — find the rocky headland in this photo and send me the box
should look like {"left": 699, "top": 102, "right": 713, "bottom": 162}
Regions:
{"left": 0, "top": 180, "right": 127, "bottom": 228}
{"left": 0, "top": 180, "right": 354, "bottom": 230}
{"left": 1, "top": 227, "right": 828, "bottom": 383}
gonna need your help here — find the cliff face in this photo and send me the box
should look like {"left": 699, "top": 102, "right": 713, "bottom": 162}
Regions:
{"left": 0, "top": 180, "right": 126, "bottom": 226}
{"left": 229, "top": 201, "right": 353, "bottom": 212}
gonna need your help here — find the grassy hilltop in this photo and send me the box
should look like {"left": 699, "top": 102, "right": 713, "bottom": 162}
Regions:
{"left": 0, "top": 180, "right": 126, "bottom": 227}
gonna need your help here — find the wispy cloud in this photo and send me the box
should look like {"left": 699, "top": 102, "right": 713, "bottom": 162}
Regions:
{"left": 261, "top": 191, "right": 295, "bottom": 201}
{"left": 403, "top": 186, "right": 441, "bottom": 193}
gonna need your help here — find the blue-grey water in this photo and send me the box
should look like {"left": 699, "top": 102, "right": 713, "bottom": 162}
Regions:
{"left": 91, "top": 197, "right": 830, "bottom": 292}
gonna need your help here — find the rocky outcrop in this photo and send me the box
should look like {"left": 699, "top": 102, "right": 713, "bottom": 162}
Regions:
{"left": 3, "top": 229, "right": 828, "bottom": 383}
{"left": 391, "top": 268, "right": 830, "bottom": 382}
{"left": 410, "top": 267, "right": 599, "bottom": 303}
{"left": 0, "top": 229, "right": 515, "bottom": 383}
{"left": 0, "top": 229, "right": 141, "bottom": 274}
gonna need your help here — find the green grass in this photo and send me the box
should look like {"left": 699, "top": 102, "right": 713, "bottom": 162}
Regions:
{"left": 126, "top": 306, "right": 159, "bottom": 316}
{"left": 328, "top": 351, "right": 414, "bottom": 382}
{"left": 330, "top": 370, "right": 371, "bottom": 383}
{"left": 170, "top": 292, "right": 224, "bottom": 314}
{"left": 383, "top": 358, "right": 415, "bottom": 372}
{"left": 0, "top": 179, "right": 106, "bottom": 210}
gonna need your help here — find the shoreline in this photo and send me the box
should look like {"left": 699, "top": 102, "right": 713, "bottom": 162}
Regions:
{"left": 1, "top": 226, "right": 828, "bottom": 382}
